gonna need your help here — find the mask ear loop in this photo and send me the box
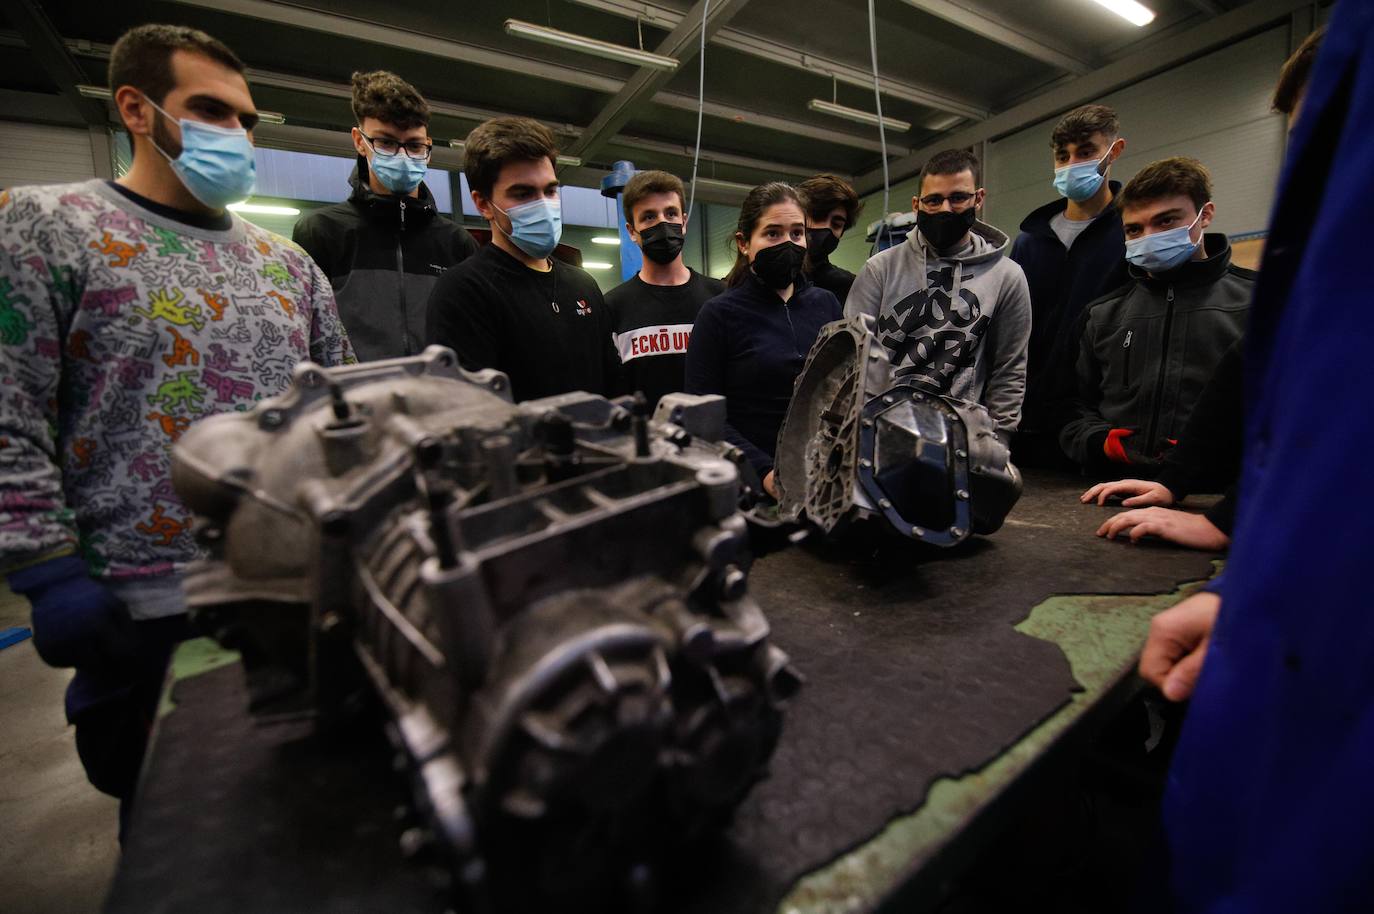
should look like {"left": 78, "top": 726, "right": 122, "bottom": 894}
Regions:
{"left": 141, "top": 95, "right": 183, "bottom": 165}
{"left": 1187, "top": 202, "right": 1211, "bottom": 245}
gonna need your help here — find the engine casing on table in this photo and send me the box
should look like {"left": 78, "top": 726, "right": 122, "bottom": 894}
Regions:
{"left": 171, "top": 347, "right": 800, "bottom": 908}
{"left": 774, "top": 317, "right": 1023, "bottom": 546}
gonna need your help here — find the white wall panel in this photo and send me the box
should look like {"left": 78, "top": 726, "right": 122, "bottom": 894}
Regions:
{"left": 985, "top": 27, "right": 1290, "bottom": 239}
{"left": 0, "top": 121, "right": 99, "bottom": 189}
{"left": 839, "top": 26, "right": 1292, "bottom": 273}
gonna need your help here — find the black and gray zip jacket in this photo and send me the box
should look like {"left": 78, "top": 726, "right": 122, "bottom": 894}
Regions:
{"left": 292, "top": 161, "right": 478, "bottom": 362}
{"left": 1060, "top": 233, "right": 1254, "bottom": 473}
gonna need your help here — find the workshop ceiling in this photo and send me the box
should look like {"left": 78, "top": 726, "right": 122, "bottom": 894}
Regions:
{"left": 1, "top": 0, "right": 1267, "bottom": 201}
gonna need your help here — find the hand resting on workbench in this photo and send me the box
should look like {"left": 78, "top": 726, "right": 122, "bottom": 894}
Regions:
{"left": 1097, "top": 506, "right": 1230, "bottom": 550}
{"left": 1140, "top": 591, "right": 1220, "bottom": 701}
{"left": 1080, "top": 478, "right": 1175, "bottom": 507}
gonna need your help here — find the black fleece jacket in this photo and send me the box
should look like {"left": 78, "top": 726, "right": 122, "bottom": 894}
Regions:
{"left": 1155, "top": 338, "right": 1244, "bottom": 534}
{"left": 1010, "top": 183, "right": 1128, "bottom": 437}
{"left": 1061, "top": 233, "right": 1253, "bottom": 474}
{"left": 292, "top": 161, "right": 477, "bottom": 361}
{"left": 685, "top": 272, "right": 842, "bottom": 476}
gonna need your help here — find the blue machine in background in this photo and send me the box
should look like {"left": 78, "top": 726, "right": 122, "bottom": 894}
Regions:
{"left": 865, "top": 211, "right": 916, "bottom": 255}
{"left": 601, "top": 160, "right": 642, "bottom": 282}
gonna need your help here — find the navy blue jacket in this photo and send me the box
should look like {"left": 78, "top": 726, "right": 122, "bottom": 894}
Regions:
{"left": 1010, "top": 185, "right": 1128, "bottom": 437}
{"left": 1157, "top": 6, "right": 1374, "bottom": 911}
{"left": 685, "top": 272, "right": 842, "bottom": 476}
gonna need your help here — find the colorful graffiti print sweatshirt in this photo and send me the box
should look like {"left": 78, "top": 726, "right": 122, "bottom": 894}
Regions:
{"left": 0, "top": 179, "right": 354, "bottom": 587}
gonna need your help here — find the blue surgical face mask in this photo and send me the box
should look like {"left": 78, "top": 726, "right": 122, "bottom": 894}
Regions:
{"left": 367, "top": 145, "right": 428, "bottom": 195}
{"left": 494, "top": 196, "right": 562, "bottom": 260}
{"left": 1125, "top": 205, "right": 1209, "bottom": 274}
{"left": 1053, "top": 147, "right": 1114, "bottom": 202}
{"left": 146, "top": 97, "right": 256, "bottom": 209}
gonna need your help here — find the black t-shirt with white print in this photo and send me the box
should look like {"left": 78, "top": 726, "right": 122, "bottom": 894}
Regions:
{"left": 604, "top": 269, "right": 725, "bottom": 409}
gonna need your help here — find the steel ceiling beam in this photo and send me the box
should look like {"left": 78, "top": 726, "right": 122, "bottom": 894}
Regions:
{"left": 899, "top": 0, "right": 1092, "bottom": 75}
{"left": 564, "top": 0, "right": 750, "bottom": 167}
{"left": 657, "top": 93, "right": 910, "bottom": 155}
{"left": 164, "top": 0, "right": 624, "bottom": 94}
{"left": 1184, "top": 0, "right": 1227, "bottom": 15}
{"left": 565, "top": 0, "right": 987, "bottom": 123}
{"left": 1, "top": 0, "right": 108, "bottom": 126}
{"left": 32, "top": 31, "right": 851, "bottom": 180}
{"left": 13, "top": 32, "right": 820, "bottom": 186}
{"left": 605, "top": 133, "right": 826, "bottom": 178}
{"left": 0, "top": 87, "right": 84, "bottom": 125}
{"left": 854, "top": 0, "right": 1317, "bottom": 195}
{"left": 160, "top": 0, "right": 888, "bottom": 156}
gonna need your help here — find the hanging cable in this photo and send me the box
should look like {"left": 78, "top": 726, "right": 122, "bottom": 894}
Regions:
{"left": 866, "top": 0, "right": 891, "bottom": 248}
{"left": 686, "top": 0, "right": 710, "bottom": 229}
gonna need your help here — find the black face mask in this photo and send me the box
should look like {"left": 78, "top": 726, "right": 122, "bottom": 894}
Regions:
{"left": 806, "top": 227, "right": 840, "bottom": 261}
{"left": 917, "top": 208, "right": 977, "bottom": 252}
{"left": 639, "top": 220, "right": 685, "bottom": 265}
{"left": 751, "top": 240, "right": 806, "bottom": 290}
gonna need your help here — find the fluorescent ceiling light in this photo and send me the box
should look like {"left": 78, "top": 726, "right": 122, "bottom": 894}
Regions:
{"left": 448, "top": 139, "right": 582, "bottom": 167}
{"left": 228, "top": 202, "right": 301, "bottom": 216}
{"left": 807, "top": 99, "right": 911, "bottom": 133}
{"left": 582, "top": 260, "right": 614, "bottom": 269}
{"left": 591, "top": 236, "right": 621, "bottom": 245}
{"left": 257, "top": 110, "right": 286, "bottom": 125}
{"left": 504, "top": 19, "right": 679, "bottom": 71}
{"left": 76, "top": 84, "right": 111, "bottom": 99}
{"left": 692, "top": 176, "right": 755, "bottom": 194}
{"left": 1088, "top": 0, "right": 1156, "bottom": 26}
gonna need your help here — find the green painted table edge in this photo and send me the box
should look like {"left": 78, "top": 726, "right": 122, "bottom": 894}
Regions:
{"left": 776, "top": 559, "right": 1223, "bottom": 914}
{"left": 159, "top": 561, "right": 1221, "bottom": 913}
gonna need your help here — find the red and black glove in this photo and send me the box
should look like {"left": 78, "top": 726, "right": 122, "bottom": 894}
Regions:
{"left": 1103, "top": 428, "right": 1135, "bottom": 464}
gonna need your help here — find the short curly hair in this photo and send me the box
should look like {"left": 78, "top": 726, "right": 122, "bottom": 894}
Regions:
{"left": 350, "top": 70, "right": 430, "bottom": 130}
{"left": 1118, "top": 157, "right": 1212, "bottom": 213}
{"left": 1050, "top": 104, "right": 1119, "bottom": 152}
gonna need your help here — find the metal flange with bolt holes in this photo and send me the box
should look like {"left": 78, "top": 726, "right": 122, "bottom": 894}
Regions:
{"left": 171, "top": 346, "right": 801, "bottom": 910}
{"left": 774, "top": 318, "right": 1023, "bottom": 546}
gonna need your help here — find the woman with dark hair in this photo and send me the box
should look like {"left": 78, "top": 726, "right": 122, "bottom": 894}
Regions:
{"left": 685, "top": 182, "right": 842, "bottom": 499}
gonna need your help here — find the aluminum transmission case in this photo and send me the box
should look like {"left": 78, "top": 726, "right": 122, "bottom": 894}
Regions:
{"left": 774, "top": 317, "right": 1022, "bottom": 546}
{"left": 170, "top": 347, "right": 800, "bottom": 908}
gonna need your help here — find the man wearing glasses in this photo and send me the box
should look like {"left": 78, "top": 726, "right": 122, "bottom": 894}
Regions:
{"left": 294, "top": 70, "right": 477, "bottom": 361}
{"left": 846, "top": 149, "right": 1031, "bottom": 435}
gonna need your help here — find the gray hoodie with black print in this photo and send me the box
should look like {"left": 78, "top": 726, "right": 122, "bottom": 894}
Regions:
{"left": 845, "top": 220, "right": 1032, "bottom": 431}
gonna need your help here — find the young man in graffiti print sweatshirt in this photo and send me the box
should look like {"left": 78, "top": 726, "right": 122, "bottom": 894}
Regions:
{"left": 0, "top": 25, "right": 353, "bottom": 814}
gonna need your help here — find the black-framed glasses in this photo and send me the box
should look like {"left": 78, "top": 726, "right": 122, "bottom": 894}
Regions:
{"left": 360, "top": 130, "right": 433, "bottom": 160}
{"left": 917, "top": 191, "right": 977, "bottom": 211}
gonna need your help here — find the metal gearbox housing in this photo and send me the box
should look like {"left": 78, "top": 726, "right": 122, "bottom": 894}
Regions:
{"left": 170, "top": 347, "right": 800, "bottom": 908}
{"left": 774, "top": 317, "right": 1023, "bottom": 546}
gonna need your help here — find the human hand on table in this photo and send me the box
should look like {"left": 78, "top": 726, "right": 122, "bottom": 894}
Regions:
{"left": 1097, "top": 507, "right": 1230, "bottom": 551}
{"left": 1140, "top": 591, "right": 1220, "bottom": 701}
{"left": 1080, "top": 479, "right": 1175, "bottom": 507}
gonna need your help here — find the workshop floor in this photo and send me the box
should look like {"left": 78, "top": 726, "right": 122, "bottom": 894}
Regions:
{"left": 0, "top": 583, "right": 120, "bottom": 914}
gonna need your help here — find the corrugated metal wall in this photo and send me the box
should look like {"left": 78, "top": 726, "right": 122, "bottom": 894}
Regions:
{"left": 701, "top": 201, "right": 742, "bottom": 279}
{"left": 985, "top": 27, "right": 1290, "bottom": 241}
{"left": 833, "top": 25, "right": 1293, "bottom": 274}
{"left": 0, "top": 122, "right": 100, "bottom": 189}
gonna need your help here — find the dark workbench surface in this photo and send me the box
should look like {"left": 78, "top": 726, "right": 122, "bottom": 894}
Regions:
{"left": 104, "top": 470, "right": 1219, "bottom": 914}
